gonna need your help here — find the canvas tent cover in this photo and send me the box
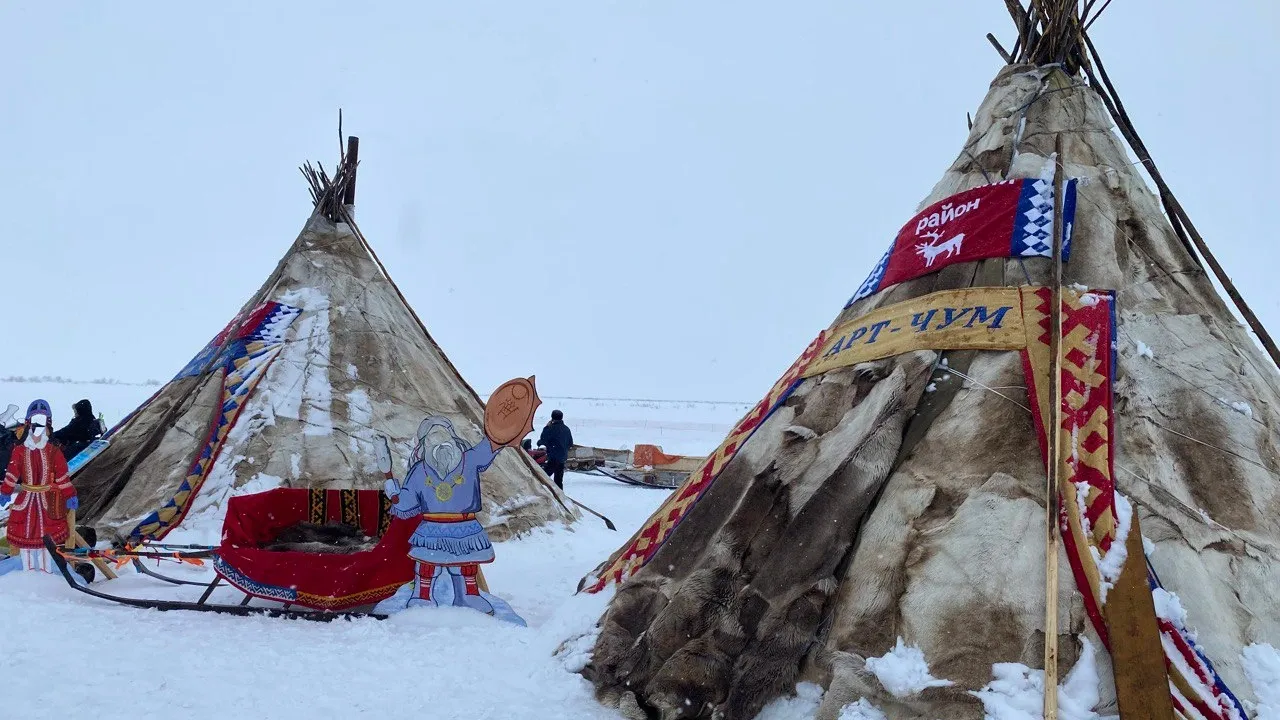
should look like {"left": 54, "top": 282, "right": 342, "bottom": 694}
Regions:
{"left": 73, "top": 214, "right": 574, "bottom": 545}
{"left": 581, "top": 63, "right": 1280, "bottom": 719}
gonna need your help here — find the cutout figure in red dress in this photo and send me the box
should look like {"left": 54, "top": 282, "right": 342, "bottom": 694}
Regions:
{"left": 1, "top": 400, "right": 77, "bottom": 572}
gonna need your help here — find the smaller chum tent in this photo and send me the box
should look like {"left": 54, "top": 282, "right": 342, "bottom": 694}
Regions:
{"left": 72, "top": 139, "right": 576, "bottom": 546}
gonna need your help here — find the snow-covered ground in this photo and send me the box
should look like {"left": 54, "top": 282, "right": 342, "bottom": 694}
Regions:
{"left": 0, "top": 379, "right": 751, "bottom": 720}
{"left": 14, "top": 380, "right": 1269, "bottom": 719}
{"left": 0, "top": 380, "right": 1163, "bottom": 720}
{"left": 0, "top": 473, "right": 664, "bottom": 720}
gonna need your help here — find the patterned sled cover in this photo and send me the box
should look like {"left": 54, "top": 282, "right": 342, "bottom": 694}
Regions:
{"left": 213, "top": 488, "right": 416, "bottom": 611}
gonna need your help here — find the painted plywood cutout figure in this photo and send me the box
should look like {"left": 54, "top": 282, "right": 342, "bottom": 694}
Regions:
{"left": 373, "top": 377, "right": 541, "bottom": 625}
{"left": 0, "top": 400, "right": 77, "bottom": 573}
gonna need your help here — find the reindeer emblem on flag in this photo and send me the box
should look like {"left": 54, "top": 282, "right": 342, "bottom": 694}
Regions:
{"left": 914, "top": 231, "right": 965, "bottom": 267}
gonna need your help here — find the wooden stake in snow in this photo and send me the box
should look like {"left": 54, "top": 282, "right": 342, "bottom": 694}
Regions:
{"left": 1042, "top": 133, "right": 1066, "bottom": 720}
{"left": 65, "top": 508, "right": 76, "bottom": 551}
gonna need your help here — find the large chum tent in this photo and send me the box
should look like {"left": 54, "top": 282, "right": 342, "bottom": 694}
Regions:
{"left": 73, "top": 140, "right": 576, "bottom": 546}
{"left": 580, "top": 5, "right": 1280, "bottom": 720}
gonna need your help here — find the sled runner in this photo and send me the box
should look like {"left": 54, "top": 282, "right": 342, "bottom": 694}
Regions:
{"left": 43, "top": 487, "right": 423, "bottom": 620}
{"left": 45, "top": 536, "right": 386, "bottom": 621}
{"left": 592, "top": 466, "right": 683, "bottom": 490}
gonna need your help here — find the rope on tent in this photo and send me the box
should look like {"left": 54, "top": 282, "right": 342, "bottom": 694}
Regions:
{"left": 1016, "top": 258, "right": 1033, "bottom": 284}
{"left": 1115, "top": 329, "right": 1274, "bottom": 433}
{"left": 930, "top": 345, "right": 1280, "bottom": 483}
{"left": 1116, "top": 464, "right": 1280, "bottom": 562}
{"left": 1066, "top": 183, "right": 1280, "bottom": 402}
{"left": 987, "top": 2, "right": 1280, "bottom": 372}
{"left": 1009, "top": 76, "right": 1087, "bottom": 169}
{"left": 961, "top": 147, "right": 994, "bottom": 184}
{"left": 1079, "top": 34, "right": 1280, "bottom": 373}
{"left": 1142, "top": 417, "right": 1275, "bottom": 475}
{"left": 935, "top": 365, "right": 1031, "bottom": 412}
{"left": 915, "top": 352, "right": 1280, "bottom": 567}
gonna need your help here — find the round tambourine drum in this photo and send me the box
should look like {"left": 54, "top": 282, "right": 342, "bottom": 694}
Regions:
{"left": 484, "top": 376, "right": 542, "bottom": 447}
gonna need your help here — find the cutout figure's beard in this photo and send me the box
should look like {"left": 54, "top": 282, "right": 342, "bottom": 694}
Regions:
{"left": 427, "top": 442, "right": 462, "bottom": 476}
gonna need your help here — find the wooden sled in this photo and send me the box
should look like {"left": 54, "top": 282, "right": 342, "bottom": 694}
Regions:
{"left": 593, "top": 466, "right": 684, "bottom": 490}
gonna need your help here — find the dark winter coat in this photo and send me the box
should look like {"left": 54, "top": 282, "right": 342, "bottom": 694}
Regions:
{"left": 52, "top": 400, "right": 101, "bottom": 460}
{"left": 0, "top": 426, "right": 17, "bottom": 486}
{"left": 537, "top": 420, "right": 574, "bottom": 463}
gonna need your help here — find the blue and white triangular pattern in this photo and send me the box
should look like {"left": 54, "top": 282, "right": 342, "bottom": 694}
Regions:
{"left": 173, "top": 303, "right": 302, "bottom": 381}
{"left": 846, "top": 245, "right": 892, "bottom": 307}
{"left": 123, "top": 301, "right": 301, "bottom": 542}
{"left": 213, "top": 555, "right": 299, "bottom": 602}
{"left": 1012, "top": 177, "right": 1078, "bottom": 259}
{"left": 250, "top": 304, "right": 302, "bottom": 344}
{"left": 1012, "top": 178, "right": 1055, "bottom": 257}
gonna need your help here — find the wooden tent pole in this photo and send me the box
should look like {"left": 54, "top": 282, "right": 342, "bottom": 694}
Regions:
{"left": 1043, "top": 133, "right": 1066, "bottom": 719}
{"left": 1082, "top": 32, "right": 1280, "bottom": 373}
{"left": 342, "top": 136, "right": 359, "bottom": 209}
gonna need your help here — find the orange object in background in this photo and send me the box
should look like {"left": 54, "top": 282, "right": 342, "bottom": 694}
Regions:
{"left": 633, "top": 444, "right": 682, "bottom": 468}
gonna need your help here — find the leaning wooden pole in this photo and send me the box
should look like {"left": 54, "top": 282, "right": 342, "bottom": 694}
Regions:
{"left": 342, "top": 136, "right": 359, "bottom": 211}
{"left": 1042, "top": 133, "right": 1066, "bottom": 719}
{"left": 1081, "top": 32, "right": 1280, "bottom": 373}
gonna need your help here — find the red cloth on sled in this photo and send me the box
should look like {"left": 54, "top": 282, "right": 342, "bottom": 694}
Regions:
{"left": 215, "top": 488, "right": 416, "bottom": 610}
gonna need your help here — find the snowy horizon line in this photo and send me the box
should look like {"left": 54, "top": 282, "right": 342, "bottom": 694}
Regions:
{"left": 0, "top": 375, "right": 163, "bottom": 387}
{"left": 0, "top": 375, "right": 752, "bottom": 407}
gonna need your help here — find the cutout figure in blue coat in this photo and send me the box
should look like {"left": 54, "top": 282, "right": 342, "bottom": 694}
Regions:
{"left": 373, "top": 416, "right": 524, "bottom": 624}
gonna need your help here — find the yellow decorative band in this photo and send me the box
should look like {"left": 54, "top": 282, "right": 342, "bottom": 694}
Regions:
{"left": 802, "top": 287, "right": 1027, "bottom": 379}
{"left": 421, "top": 512, "right": 476, "bottom": 522}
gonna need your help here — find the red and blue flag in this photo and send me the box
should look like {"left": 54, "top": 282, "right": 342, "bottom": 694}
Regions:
{"left": 848, "top": 176, "right": 1078, "bottom": 306}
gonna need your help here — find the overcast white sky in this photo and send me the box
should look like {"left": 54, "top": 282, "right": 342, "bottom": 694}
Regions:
{"left": 3, "top": 2, "right": 1276, "bottom": 402}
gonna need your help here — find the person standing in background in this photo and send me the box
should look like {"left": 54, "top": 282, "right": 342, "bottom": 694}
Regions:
{"left": 52, "top": 399, "right": 103, "bottom": 459}
{"left": 537, "top": 409, "right": 573, "bottom": 491}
